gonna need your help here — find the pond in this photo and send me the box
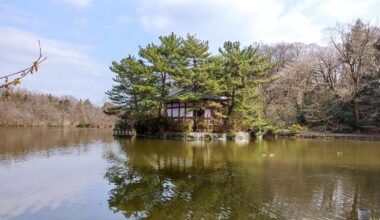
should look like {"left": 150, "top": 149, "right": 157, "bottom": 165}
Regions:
{"left": 0, "top": 127, "right": 379, "bottom": 219}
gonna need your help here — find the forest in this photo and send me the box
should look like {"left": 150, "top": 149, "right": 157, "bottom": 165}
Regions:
{"left": 0, "top": 89, "right": 114, "bottom": 128}
{"left": 107, "top": 19, "right": 380, "bottom": 136}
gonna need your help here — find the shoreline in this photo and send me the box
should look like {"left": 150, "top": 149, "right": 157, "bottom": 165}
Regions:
{"left": 296, "top": 131, "right": 380, "bottom": 141}
{"left": 114, "top": 129, "right": 380, "bottom": 142}
{"left": 2, "top": 126, "right": 379, "bottom": 141}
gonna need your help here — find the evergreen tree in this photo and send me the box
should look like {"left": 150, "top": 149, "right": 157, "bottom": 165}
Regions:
{"left": 106, "top": 56, "right": 158, "bottom": 122}
{"left": 139, "top": 33, "right": 184, "bottom": 116}
{"left": 141, "top": 34, "right": 224, "bottom": 104}
{"left": 174, "top": 35, "right": 224, "bottom": 100}
{"left": 175, "top": 35, "right": 210, "bottom": 93}
{"left": 218, "top": 41, "right": 276, "bottom": 131}
{"left": 107, "top": 35, "right": 278, "bottom": 133}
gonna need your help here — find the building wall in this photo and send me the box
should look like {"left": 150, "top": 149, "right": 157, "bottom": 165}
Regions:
{"left": 166, "top": 101, "right": 195, "bottom": 120}
{"left": 166, "top": 101, "right": 214, "bottom": 121}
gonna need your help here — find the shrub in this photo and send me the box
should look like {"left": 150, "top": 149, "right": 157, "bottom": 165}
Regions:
{"left": 135, "top": 117, "right": 170, "bottom": 135}
{"left": 168, "top": 119, "right": 194, "bottom": 133}
{"left": 134, "top": 117, "right": 195, "bottom": 134}
{"left": 221, "top": 116, "right": 241, "bottom": 133}
{"left": 197, "top": 120, "right": 210, "bottom": 132}
{"left": 289, "top": 124, "right": 308, "bottom": 134}
{"left": 114, "top": 120, "right": 133, "bottom": 130}
{"left": 251, "top": 117, "right": 274, "bottom": 138}
{"left": 183, "top": 120, "right": 194, "bottom": 133}
{"left": 77, "top": 122, "right": 91, "bottom": 128}
{"left": 167, "top": 120, "right": 182, "bottom": 132}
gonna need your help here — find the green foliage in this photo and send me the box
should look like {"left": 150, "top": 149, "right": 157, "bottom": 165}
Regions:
{"left": 77, "top": 121, "right": 91, "bottom": 128}
{"left": 196, "top": 120, "right": 210, "bottom": 132}
{"left": 135, "top": 118, "right": 194, "bottom": 134}
{"left": 288, "top": 124, "right": 308, "bottom": 134}
{"left": 139, "top": 33, "right": 184, "bottom": 115}
{"left": 108, "top": 34, "right": 277, "bottom": 133}
{"left": 251, "top": 116, "right": 276, "bottom": 138}
{"left": 135, "top": 117, "right": 170, "bottom": 135}
{"left": 168, "top": 120, "right": 194, "bottom": 133}
{"left": 114, "top": 120, "right": 133, "bottom": 130}
{"left": 183, "top": 120, "right": 194, "bottom": 133}
{"left": 218, "top": 41, "right": 277, "bottom": 131}
{"left": 106, "top": 55, "right": 159, "bottom": 119}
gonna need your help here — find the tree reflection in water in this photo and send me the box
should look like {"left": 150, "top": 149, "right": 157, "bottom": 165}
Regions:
{"left": 104, "top": 139, "right": 380, "bottom": 219}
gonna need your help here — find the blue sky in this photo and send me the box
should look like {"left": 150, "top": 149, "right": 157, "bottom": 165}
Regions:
{"left": 0, "top": 0, "right": 379, "bottom": 104}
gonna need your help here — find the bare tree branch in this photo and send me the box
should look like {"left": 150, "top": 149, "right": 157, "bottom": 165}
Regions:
{"left": 1, "top": 41, "right": 47, "bottom": 91}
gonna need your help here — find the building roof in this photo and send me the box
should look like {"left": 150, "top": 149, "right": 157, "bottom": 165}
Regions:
{"left": 166, "top": 87, "right": 227, "bottom": 102}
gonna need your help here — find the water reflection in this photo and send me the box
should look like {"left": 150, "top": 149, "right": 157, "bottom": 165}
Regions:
{"left": 0, "top": 127, "right": 117, "bottom": 220}
{"left": 1, "top": 127, "right": 379, "bottom": 220}
{"left": 105, "top": 139, "right": 380, "bottom": 219}
{"left": 0, "top": 127, "right": 113, "bottom": 164}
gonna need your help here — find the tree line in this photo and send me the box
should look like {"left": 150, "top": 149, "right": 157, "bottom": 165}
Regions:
{"left": 261, "top": 19, "right": 380, "bottom": 133}
{"left": 108, "top": 19, "right": 380, "bottom": 134}
{"left": 0, "top": 89, "right": 114, "bottom": 128}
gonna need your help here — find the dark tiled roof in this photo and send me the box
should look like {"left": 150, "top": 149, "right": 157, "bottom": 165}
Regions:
{"left": 166, "top": 88, "right": 227, "bottom": 102}
{"left": 202, "top": 94, "right": 228, "bottom": 100}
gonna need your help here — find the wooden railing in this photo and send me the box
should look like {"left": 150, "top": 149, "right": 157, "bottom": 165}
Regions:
{"left": 113, "top": 129, "right": 136, "bottom": 137}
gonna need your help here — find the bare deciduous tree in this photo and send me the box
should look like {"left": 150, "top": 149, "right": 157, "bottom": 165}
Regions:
{"left": 327, "top": 19, "right": 380, "bottom": 124}
{"left": 259, "top": 19, "right": 380, "bottom": 132}
{"left": 312, "top": 47, "right": 341, "bottom": 93}
{"left": 0, "top": 89, "right": 115, "bottom": 127}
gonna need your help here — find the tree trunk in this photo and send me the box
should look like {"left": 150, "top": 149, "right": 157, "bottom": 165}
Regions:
{"left": 227, "top": 85, "right": 235, "bottom": 116}
{"left": 159, "top": 73, "right": 167, "bottom": 118}
{"left": 354, "top": 98, "right": 360, "bottom": 128}
{"left": 158, "top": 103, "right": 162, "bottom": 117}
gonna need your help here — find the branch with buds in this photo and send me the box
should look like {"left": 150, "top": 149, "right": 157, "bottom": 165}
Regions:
{"left": 0, "top": 41, "right": 47, "bottom": 93}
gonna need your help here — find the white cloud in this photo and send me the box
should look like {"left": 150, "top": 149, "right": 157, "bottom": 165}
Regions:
{"left": 0, "top": 26, "right": 111, "bottom": 102}
{"left": 135, "top": 0, "right": 320, "bottom": 48}
{"left": 317, "top": 0, "right": 377, "bottom": 22}
{"left": 54, "top": 0, "right": 92, "bottom": 8}
{"left": 135, "top": 0, "right": 379, "bottom": 48}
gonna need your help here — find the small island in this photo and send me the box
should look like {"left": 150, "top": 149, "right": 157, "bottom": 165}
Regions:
{"left": 107, "top": 20, "right": 380, "bottom": 141}
{"left": 1, "top": 1, "right": 380, "bottom": 219}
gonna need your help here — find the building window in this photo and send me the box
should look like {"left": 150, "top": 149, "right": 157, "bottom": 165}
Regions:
{"left": 205, "top": 109, "right": 211, "bottom": 118}
{"left": 167, "top": 109, "right": 172, "bottom": 117}
{"left": 172, "top": 108, "right": 179, "bottom": 117}
{"left": 179, "top": 108, "right": 185, "bottom": 117}
{"left": 172, "top": 103, "right": 179, "bottom": 107}
{"left": 186, "top": 108, "right": 193, "bottom": 117}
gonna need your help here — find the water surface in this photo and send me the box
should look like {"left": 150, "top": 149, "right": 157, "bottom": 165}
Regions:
{"left": 0, "top": 127, "right": 379, "bottom": 219}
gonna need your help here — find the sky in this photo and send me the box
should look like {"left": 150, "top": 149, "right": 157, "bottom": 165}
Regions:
{"left": 0, "top": 0, "right": 379, "bottom": 104}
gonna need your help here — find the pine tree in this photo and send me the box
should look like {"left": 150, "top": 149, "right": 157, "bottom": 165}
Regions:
{"left": 218, "top": 41, "right": 277, "bottom": 131}
{"left": 106, "top": 55, "right": 158, "bottom": 123}
{"left": 174, "top": 34, "right": 225, "bottom": 101}
{"left": 176, "top": 35, "right": 210, "bottom": 92}
{"left": 139, "top": 33, "right": 184, "bottom": 116}
{"left": 107, "top": 35, "right": 278, "bottom": 133}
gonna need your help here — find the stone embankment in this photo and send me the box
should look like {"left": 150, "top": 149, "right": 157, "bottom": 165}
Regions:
{"left": 299, "top": 131, "right": 380, "bottom": 141}
{"left": 114, "top": 130, "right": 251, "bottom": 142}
